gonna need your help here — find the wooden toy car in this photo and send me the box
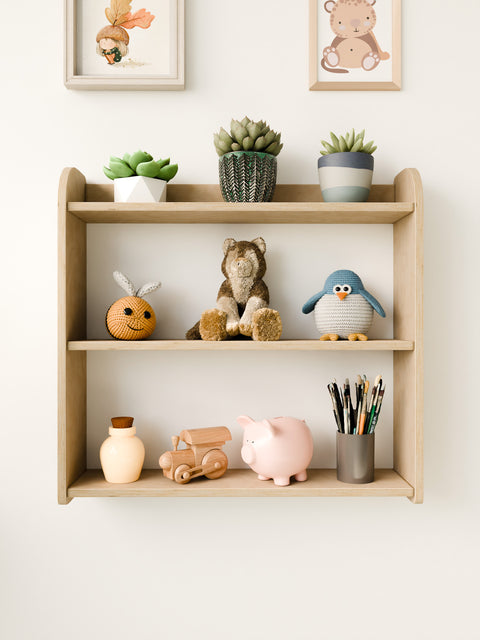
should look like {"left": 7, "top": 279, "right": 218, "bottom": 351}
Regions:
{"left": 158, "top": 426, "right": 232, "bottom": 484}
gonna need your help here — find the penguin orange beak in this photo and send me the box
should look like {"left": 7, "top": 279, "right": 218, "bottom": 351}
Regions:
{"left": 336, "top": 291, "right": 348, "bottom": 301}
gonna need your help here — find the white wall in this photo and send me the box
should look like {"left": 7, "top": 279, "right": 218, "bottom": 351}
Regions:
{"left": 1, "top": 1, "right": 479, "bottom": 639}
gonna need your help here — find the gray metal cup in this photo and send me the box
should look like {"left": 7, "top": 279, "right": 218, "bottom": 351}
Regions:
{"left": 336, "top": 432, "right": 375, "bottom": 484}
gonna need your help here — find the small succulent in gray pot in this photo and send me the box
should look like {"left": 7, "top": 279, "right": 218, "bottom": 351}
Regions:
{"left": 318, "top": 129, "right": 377, "bottom": 202}
{"left": 214, "top": 117, "right": 283, "bottom": 203}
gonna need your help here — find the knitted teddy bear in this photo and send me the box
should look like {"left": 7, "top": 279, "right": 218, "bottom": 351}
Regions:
{"left": 186, "top": 237, "right": 282, "bottom": 341}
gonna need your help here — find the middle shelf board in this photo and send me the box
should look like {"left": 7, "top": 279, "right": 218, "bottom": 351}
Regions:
{"left": 68, "top": 201, "right": 414, "bottom": 224}
{"left": 68, "top": 339, "right": 414, "bottom": 351}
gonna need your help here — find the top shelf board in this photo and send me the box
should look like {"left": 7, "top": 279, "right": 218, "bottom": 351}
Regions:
{"left": 66, "top": 182, "right": 414, "bottom": 224}
{"left": 68, "top": 202, "right": 414, "bottom": 224}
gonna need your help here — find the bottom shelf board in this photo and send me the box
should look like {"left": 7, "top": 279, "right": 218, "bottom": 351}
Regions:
{"left": 67, "top": 468, "right": 413, "bottom": 498}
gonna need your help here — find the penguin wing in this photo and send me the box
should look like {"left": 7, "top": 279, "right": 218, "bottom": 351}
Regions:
{"left": 359, "top": 289, "right": 386, "bottom": 317}
{"left": 302, "top": 290, "right": 327, "bottom": 314}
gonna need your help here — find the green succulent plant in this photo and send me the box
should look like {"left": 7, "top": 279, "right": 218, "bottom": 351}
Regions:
{"left": 320, "top": 129, "right": 377, "bottom": 155}
{"left": 214, "top": 117, "right": 283, "bottom": 157}
{"left": 103, "top": 151, "right": 178, "bottom": 182}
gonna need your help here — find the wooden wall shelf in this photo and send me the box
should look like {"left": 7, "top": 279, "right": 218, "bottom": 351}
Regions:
{"left": 58, "top": 169, "right": 424, "bottom": 504}
{"left": 68, "top": 339, "right": 414, "bottom": 352}
{"left": 68, "top": 469, "right": 413, "bottom": 498}
{"left": 68, "top": 201, "right": 414, "bottom": 224}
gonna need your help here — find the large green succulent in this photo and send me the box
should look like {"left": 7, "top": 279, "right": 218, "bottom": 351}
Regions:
{"left": 103, "top": 151, "right": 178, "bottom": 181}
{"left": 214, "top": 117, "right": 283, "bottom": 157}
{"left": 320, "top": 129, "right": 377, "bottom": 155}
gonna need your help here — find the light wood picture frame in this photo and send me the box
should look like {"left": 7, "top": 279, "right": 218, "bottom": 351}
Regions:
{"left": 64, "top": 0, "right": 184, "bottom": 90}
{"left": 309, "top": 0, "right": 401, "bottom": 91}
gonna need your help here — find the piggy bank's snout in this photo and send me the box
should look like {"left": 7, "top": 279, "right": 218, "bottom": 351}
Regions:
{"left": 241, "top": 444, "right": 255, "bottom": 465}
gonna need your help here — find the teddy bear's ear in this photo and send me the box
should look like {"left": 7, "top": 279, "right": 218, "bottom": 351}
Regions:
{"left": 223, "top": 238, "right": 237, "bottom": 255}
{"left": 251, "top": 237, "right": 266, "bottom": 254}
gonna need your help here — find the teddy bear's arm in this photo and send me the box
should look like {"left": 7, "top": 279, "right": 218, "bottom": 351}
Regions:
{"left": 239, "top": 280, "right": 269, "bottom": 336}
{"left": 216, "top": 280, "right": 241, "bottom": 336}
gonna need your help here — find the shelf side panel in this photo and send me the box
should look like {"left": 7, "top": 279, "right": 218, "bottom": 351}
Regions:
{"left": 58, "top": 168, "right": 87, "bottom": 504}
{"left": 393, "top": 169, "right": 424, "bottom": 503}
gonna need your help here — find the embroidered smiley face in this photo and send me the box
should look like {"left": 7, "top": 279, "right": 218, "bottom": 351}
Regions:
{"left": 106, "top": 296, "right": 157, "bottom": 340}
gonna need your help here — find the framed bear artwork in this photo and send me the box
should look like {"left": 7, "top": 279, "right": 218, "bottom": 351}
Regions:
{"left": 309, "top": 0, "right": 401, "bottom": 91}
{"left": 64, "top": 0, "right": 184, "bottom": 90}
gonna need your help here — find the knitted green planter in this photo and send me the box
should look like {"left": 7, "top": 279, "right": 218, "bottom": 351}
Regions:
{"left": 219, "top": 151, "right": 277, "bottom": 203}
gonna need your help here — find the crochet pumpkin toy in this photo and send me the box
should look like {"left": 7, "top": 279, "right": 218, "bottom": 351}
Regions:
{"left": 106, "top": 271, "right": 161, "bottom": 340}
{"left": 186, "top": 237, "right": 282, "bottom": 341}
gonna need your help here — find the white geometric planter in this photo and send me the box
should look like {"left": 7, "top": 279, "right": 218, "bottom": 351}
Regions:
{"left": 114, "top": 177, "right": 167, "bottom": 203}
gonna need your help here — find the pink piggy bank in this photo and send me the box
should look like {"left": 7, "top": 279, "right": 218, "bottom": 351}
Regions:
{"left": 237, "top": 415, "right": 313, "bottom": 486}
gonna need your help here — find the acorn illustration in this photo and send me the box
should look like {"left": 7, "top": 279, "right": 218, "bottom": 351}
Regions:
{"left": 96, "top": 0, "right": 155, "bottom": 65}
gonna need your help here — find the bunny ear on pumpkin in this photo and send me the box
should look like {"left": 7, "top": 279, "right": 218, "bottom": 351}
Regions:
{"left": 136, "top": 282, "right": 161, "bottom": 298}
{"left": 113, "top": 270, "right": 136, "bottom": 296}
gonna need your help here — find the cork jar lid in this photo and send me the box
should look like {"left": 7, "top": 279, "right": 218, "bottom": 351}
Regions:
{"left": 111, "top": 416, "right": 134, "bottom": 428}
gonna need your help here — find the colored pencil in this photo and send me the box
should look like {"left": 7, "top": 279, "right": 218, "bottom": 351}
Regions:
{"left": 358, "top": 380, "right": 369, "bottom": 435}
{"left": 370, "top": 387, "right": 385, "bottom": 433}
{"left": 366, "top": 376, "right": 382, "bottom": 432}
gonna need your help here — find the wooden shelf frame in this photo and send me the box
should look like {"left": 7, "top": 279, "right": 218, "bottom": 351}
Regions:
{"left": 58, "top": 170, "right": 423, "bottom": 504}
{"left": 68, "top": 469, "right": 413, "bottom": 498}
{"left": 68, "top": 339, "right": 414, "bottom": 352}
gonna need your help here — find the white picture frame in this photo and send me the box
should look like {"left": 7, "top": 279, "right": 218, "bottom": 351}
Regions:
{"left": 64, "top": 0, "right": 184, "bottom": 90}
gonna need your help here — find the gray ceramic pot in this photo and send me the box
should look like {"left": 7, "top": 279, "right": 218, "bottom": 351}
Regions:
{"left": 317, "top": 152, "right": 374, "bottom": 202}
{"left": 219, "top": 151, "right": 277, "bottom": 203}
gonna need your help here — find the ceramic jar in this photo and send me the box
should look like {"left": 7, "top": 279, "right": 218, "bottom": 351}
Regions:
{"left": 100, "top": 416, "right": 145, "bottom": 483}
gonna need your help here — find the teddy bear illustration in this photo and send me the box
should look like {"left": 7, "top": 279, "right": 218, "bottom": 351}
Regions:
{"left": 321, "top": 0, "right": 390, "bottom": 74}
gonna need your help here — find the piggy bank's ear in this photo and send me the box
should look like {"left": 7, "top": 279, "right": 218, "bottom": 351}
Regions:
{"left": 261, "top": 419, "right": 276, "bottom": 436}
{"left": 237, "top": 415, "right": 254, "bottom": 428}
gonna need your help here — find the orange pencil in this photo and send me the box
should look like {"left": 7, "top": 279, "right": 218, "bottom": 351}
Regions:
{"left": 358, "top": 380, "right": 369, "bottom": 434}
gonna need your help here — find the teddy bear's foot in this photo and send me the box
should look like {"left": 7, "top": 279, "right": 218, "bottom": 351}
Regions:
{"left": 348, "top": 333, "right": 368, "bottom": 341}
{"left": 320, "top": 333, "right": 339, "bottom": 341}
{"left": 185, "top": 321, "right": 201, "bottom": 340}
{"left": 239, "top": 322, "right": 252, "bottom": 337}
{"left": 200, "top": 308, "right": 228, "bottom": 341}
{"left": 226, "top": 321, "right": 240, "bottom": 337}
{"left": 252, "top": 308, "right": 282, "bottom": 341}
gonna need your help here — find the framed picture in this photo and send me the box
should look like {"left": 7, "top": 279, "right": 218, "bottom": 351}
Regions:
{"left": 309, "top": 0, "right": 401, "bottom": 91}
{"left": 64, "top": 0, "right": 184, "bottom": 90}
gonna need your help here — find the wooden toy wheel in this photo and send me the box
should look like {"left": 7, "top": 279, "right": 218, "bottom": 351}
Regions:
{"left": 202, "top": 450, "right": 228, "bottom": 479}
{"left": 174, "top": 464, "right": 192, "bottom": 484}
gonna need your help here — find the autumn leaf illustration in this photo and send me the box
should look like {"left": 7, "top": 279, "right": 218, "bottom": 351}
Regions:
{"left": 121, "top": 9, "right": 155, "bottom": 30}
{"left": 105, "top": 0, "right": 132, "bottom": 26}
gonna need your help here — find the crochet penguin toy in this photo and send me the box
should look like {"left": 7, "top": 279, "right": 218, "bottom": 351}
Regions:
{"left": 302, "top": 269, "right": 385, "bottom": 341}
